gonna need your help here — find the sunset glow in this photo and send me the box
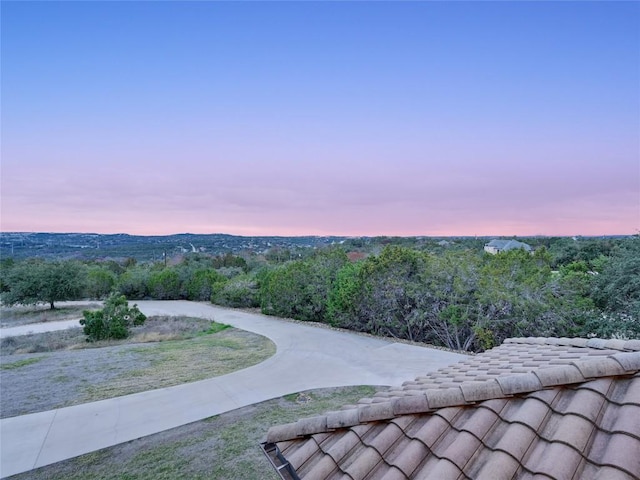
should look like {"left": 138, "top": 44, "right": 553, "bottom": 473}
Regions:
{"left": 2, "top": 2, "right": 638, "bottom": 236}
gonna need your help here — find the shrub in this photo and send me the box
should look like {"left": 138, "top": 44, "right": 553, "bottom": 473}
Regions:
{"left": 148, "top": 268, "right": 181, "bottom": 300}
{"left": 116, "top": 266, "right": 151, "bottom": 299}
{"left": 183, "top": 268, "right": 225, "bottom": 301}
{"left": 80, "top": 293, "right": 146, "bottom": 341}
{"left": 85, "top": 265, "right": 116, "bottom": 299}
{"left": 212, "top": 276, "right": 259, "bottom": 308}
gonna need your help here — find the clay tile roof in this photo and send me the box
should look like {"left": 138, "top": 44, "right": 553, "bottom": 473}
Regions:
{"left": 262, "top": 337, "right": 640, "bottom": 480}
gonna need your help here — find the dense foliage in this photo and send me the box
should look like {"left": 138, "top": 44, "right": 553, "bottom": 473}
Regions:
{"left": 1, "top": 237, "right": 638, "bottom": 351}
{"left": 257, "top": 238, "right": 640, "bottom": 351}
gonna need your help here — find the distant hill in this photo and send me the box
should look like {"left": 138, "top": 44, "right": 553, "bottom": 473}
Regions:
{"left": 0, "top": 232, "right": 347, "bottom": 261}
{"left": 1, "top": 232, "right": 631, "bottom": 263}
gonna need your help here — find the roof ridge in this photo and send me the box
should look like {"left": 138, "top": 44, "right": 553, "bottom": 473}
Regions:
{"left": 504, "top": 337, "right": 640, "bottom": 351}
{"left": 264, "top": 352, "right": 640, "bottom": 444}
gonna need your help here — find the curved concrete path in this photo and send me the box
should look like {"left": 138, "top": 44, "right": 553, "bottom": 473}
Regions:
{"left": 0, "top": 319, "right": 83, "bottom": 338}
{"left": 0, "top": 301, "right": 465, "bottom": 478}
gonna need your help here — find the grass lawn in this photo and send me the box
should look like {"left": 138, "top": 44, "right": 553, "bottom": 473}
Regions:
{"left": 1, "top": 314, "right": 276, "bottom": 417}
{"left": 8, "top": 386, "right": 378, "bottom": 480}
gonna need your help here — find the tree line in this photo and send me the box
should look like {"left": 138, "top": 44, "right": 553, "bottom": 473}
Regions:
{"left": 1, "top": 237, "right": 638, "bottom": 352}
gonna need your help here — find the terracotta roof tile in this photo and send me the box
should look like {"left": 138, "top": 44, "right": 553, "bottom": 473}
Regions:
{"left": 392, "top": 394, "right": 429, "bottom": 416}
{"left": 502, "top": 396, "right": 550, "bottom": 431}
{"left": 612, "top": 351, "right": 640, "bottom": 371}
{"left": 424, "top": 387, "right": 465, "bottom": 408}
{"left": 388, "top": 439, "right": 429, "bottom": 477}
{"left": 573, "top": 356, "right": 627, "bottom": 378}
{"left": 525, "top": 441, "right": 584, "bottom": 479}
{"left": 297, "top": 454, "right": 339, "bottom": 480}
{"left": 266, "top": 422, "right": 301, "bottom": 443}
{"left": 579, "top": 376, "right": 616, "bottom": 397}
{"left": 286, "top": 437, "right": 322, "bottom": 471}
{"left": 326, "top": 408, "right": 359, "bottom": 429}
{"left": 342, "top": 446, "right": 383, "bottom": 479}
{"left": 617, "top": 374, "right": 640, "bottom": 405}
{"left": 547, "top": 413, "right": 595, "bottom": 452}
{"left": 263, "top": 337, "right": 640, "bottom": 480}
{"left": 533, "top": 364, "right": 584, "bottom": 386}
{"left": 493, "top": 422, "right": 537, "bottom": 460}
{"left": 418, "top": 458, "right": 464, "bottom": 479}
{"left": 410, "top": 414, "right": 451, "bottom": 448}
{"left": 593, "top": 432, "right": 640, "bottom": 477}
{"left": 586, "top": 338, "right": 610, "bottom": 349}
{"left": 368, "top": 423, "right": 404, "bottom": 456}
{"left": 609, "top": 404, "right": 640, "bottom": 438}
{"left": 358, "top": 402, "right": 395, "bottom": 423}
{"left": 460, "top": 379, "right": 503, "bottom": 402}
{"left": 296, "top": 415, "right": 327, "bottom": 437}
{"left": 440, "top": 430, "right": 482, "bottom": 470}
{"left": 624, "top": 339, "right": 640, "bottom": 351}
{"left": 589, "top": 465, "right": 639, "bottom": 480}
{"left": 471, "top": 450, "right": 522, "bottom": 480}
{"left": 457, "top": 406, "right": 500, "bottom": 440}
{"left": 496, "top": 372, "right": 542, "bottom": 395}
{"left": 324, "top": 430, "right": 361, "bottom": 464}
{"left": 554, "top": 387, "right": 605, "bottom": 422}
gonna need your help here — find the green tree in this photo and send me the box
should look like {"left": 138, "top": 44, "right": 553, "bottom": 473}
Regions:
{"left": 418, "top": 251, "right": 482, "bottom": 350}
{"left": 1, "top": 259, "right": 86, "bottom": 309}
{"left": 260, "top": 261, "right": 315, "bottom": 320}
{"left": 260, "top": 249, "right": 347, "bottom": 322}
{"left": 353, "top": 246, "right": 427, "bottom": 340}
{"left": 327, "top": 261, "right": 365, "bottom": 327}
{"left": 147, "top": 268, "right": 181, "bottom": 300}
{"left": 212, "top": 275, "right": 259, "bottom": 308}
{"left": 184, "top": 268, "right": 225, "bottom": 301}
{"left": 589, "top": 237, "right": 640, "bottom": 337}
{"left": 116, "top": 266, "right": 151, "bottom": 299}
{"left": 80, "top": 293, "right": 146, "bottom": 341}
{"left": 84, "top": 265, "right": 116, "bottom": 299}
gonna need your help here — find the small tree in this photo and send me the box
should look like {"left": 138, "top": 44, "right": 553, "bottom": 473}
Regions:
{"left": 80, "top": 293, "right": 146, "bottom": 341}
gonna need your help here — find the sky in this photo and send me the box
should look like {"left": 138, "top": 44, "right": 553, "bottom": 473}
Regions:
{"left": 1, "top": 1, "right": 638, "bottom": 237}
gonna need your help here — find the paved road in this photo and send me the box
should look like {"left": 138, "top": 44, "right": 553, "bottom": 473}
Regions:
{"left": 0, "top": 301, "right": 465, "bottom": 478}
{"left": 0, "top": 319, "right": 82, "bottom": 338}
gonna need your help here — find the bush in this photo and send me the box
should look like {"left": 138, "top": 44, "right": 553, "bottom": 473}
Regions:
{"left": 183, "top": 268, "right": 225, "bottom": 301}
{"left": 212, "top": 276, "right": 259, "bottom": 308}
{"left": 85, "top": 265, "right": 116, "bottom": 299}
{"left": 116, "top": 267, "right": 151, "bottom": 299}
{"left": 148, "top": 268, "right": 181, "bottom": 300}
{"left": 80, "top": 293, "right": 146, "bottom": 341}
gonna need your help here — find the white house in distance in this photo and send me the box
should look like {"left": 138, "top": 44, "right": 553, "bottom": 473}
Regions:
{"left": 484, "top": 239, "right": 533, "bottom": 254}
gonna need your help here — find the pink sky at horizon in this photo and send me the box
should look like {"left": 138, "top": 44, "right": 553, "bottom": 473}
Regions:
{"left": 2, "top": 2, "right": 638, "bottom": 237}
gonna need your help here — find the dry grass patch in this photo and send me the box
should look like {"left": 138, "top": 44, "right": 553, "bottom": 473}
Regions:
{"left": 1, "top": 316, "right": 275, "bottom": 417}
{"left": 10, "top": 386, "right": 378, "bottom": 480}
{"left": 80, "top": 329, "right": 275, "bottom": 402}
{"left": 0, "top": 304, "right": 101, "bottom": 328}
{"left": 0, "top": 316, "right": 218, "bottom": 355}
{"left": 0, "top": 356, "right": 47, "bottom": 370}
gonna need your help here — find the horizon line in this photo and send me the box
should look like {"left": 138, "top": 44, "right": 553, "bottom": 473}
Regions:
{"left": 0, "top": 231, "right": 636, "bottom": 239}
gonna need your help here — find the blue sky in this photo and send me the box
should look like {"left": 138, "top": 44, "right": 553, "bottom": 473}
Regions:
{"left": 2, "top": 1, "right": 638, "bottom": 236}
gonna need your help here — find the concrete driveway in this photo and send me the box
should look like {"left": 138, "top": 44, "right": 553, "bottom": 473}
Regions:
{"left": 0, "top": 301, "right": 465, "bottom": 478}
